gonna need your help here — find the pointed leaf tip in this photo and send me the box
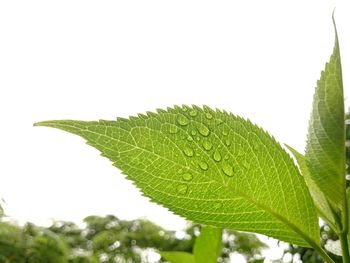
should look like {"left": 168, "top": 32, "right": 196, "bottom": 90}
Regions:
{"left": 34, "top": 121, "right": 47, "bottom": 127}
{"left": 33, "top": 121, "right": 57, "bottom": 128}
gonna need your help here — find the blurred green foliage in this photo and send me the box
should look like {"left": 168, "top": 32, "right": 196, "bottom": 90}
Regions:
{"left": 0, "top": 210, "right": 266, "bottom": 263}
{"left": 280, "top": 225, "right": 341, "bottom": 263}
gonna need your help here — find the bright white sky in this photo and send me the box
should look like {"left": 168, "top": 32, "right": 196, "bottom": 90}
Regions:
{"left": 1, "top": 1, "right": 350, "bottom": 261}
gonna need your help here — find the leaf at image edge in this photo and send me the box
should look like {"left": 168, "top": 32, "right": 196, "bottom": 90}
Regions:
{"left": 305, "top": 17, "right": 345, "bottom": 209}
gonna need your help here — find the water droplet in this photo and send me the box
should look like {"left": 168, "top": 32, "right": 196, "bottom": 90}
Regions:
{"left": 187, "top": 136, "right": 193, "bottom": 142}
{"left": 169, "top": 124, "right": 179, "bottom": 134}
{"left": 222, "top": 164, "right": 234, "bottom": 177}
{"left": 178, "top": 168, "right": 183, "bottom": 174}
{"left": 205, "top": 113, "right": 213, "bottom": 119}
{"left": 197, "top": 124, "right": 210, "bottom": 137}
{"left": 198, "top": 161, "right": 209, "bottom": 171}
{"left": 213, "top": 202, "right": 222, "bottom": 209}
{"left": 213, "top": 151, "right": 222, "bottom": 162}
{"left": 191, "top": 130, "right": 197, "bottom": 136}
{"left": 182, "top": 173, "right": 193, "bottom": 181}
{"left": 183, "top": 147, "right": 194, "bottom": 157}
{"left": 224, "top": 155, "right": 229, "bottom": 160}
{"left": 177, "top": 184, "right": 188, "bottom": 194}
{"left": 196, "top": 137, "right": 200, "bottom": 141}
{"left": 189, "top": 110, "right": 198, "bottom": 117}
{"left": 222, "top": 130, "right": 228, "bottom": 136}
{"left": 177, "top": 115, "right": 189, "bottom": 126}
{"left": 225, "top": 139, "right": 231, "bottom": 147}
{"left": 216, "top": 119, "right": 223, "bottom": 125}
{"left": 202, "top": 140, "right": 213, "bottom": 151}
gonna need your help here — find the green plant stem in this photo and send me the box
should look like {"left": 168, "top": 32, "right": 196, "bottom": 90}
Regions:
{"left": 341, "top": 187, "right": 350, "bottom": 262}
{"left": 340, "top": 230, "right": 350, "bottom": 263}
{"left": 313, "top": 246, "right": 336, "bottom": 263}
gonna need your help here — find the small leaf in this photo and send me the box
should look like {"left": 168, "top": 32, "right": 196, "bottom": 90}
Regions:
{"left": 161, "top": 252, "right": 195, "bottom": 263}
{"left": 305, "top": 17, "right": 345, "bottom": 209}
{"left": 193, "top": 226, "right": 222, "bottom": 263}
{"left": 35, "top": 106, "right": 319, "bottom": 247}
{"left": 286, "top": 145, "right": 337, "bottom": 230}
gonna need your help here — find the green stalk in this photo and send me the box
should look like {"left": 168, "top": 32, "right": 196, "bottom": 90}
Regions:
{"left": 340, "top": 230, "right": 350, "bottom": 263}
{"left": 330, "top": 203, "right": 350, "bottom": 263}
{"left": 299, "top": 235, "right": 335, "bottom": 263}
{"left": 340, "top": 188, "right": 350, "bottom": 262}
{"left": 341, "top": 117, "right": 349, "bottom": 262}
{"left": 313, "top": 246, "right": 336, "bottom": 263}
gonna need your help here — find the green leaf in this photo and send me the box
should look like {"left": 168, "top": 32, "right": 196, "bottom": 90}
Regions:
{"left": 193, "top": 226, "right": 222, "bottom": 263}
{"left": 35, "top": 105, "right": 319, "bottom": 247}
{"left": 305, "top": 18, "right": 345, "bottom": 209}
{"left": 286, "top": 145, "right": 337, "bottom": 230}
{"left": 161, "top": 252, "right": 195, "bottom": 263}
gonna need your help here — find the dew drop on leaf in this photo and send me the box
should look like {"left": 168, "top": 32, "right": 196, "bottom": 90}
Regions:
{"left": 177, "top": 115, "right": 189, "bottom": 126}
{"left": 187, "top": 136, "right": 194, "bottom": 142}
{"left": 202, "top": 140, "right": 213, "bottom": 151}
{"left": 177, "top": 184, "right": 188, "bottom": 195}
{"left": 191, "top": 130, "right": 197, "bottom": 136}
{"left": 197, "top": 124, "right": 210, "bottom": 137}
{"left": 178, "top": 168, "right": 183, "bottom": 174}
{"left": 222, "top": 130, "right": 228, "bottom": 136}
{"left": 222, "top": 163, "right": 234, "bottom": 177}
{"left": 216, "top": 119, "right": 223, "bottom": 125}
{"left": 225, "top": 139, "right": 231, "bottom": 147}
{"left": 168, "top": 124, "right": 179, "bottom": 134}
{"left": 198, "top": 161, "right": 209, "bottom": 171}
{"left": 189, "top": 109, "right": 198, "bottom": 117}
{"left": 182, "top": 173, "right": 193, "bottom": 181}
{"left": 205, "top": 113, "right": 213, "bottom": 119}
{"left": 213, "top": 150, "right": 222, "bottom": 162}
{"left": 183, "top": 147, "right": 194, "bottom": 157}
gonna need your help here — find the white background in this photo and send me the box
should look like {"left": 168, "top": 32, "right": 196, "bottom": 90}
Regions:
{"left": 1, "top": 0, "right": 350, "bottom": 261}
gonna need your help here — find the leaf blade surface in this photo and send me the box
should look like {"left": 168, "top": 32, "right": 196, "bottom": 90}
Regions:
{"left": 35, "top": 106, "right": 319, "bottom": 247}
